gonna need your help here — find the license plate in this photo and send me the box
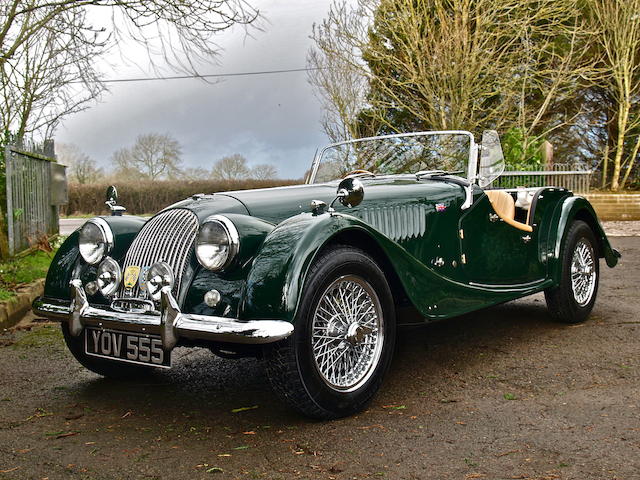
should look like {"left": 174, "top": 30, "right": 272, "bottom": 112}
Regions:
{"left": 84, "top": 327, "right": 170, "bottom": 368}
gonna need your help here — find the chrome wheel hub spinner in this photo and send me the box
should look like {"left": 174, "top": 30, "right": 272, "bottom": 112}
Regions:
{"left": 311, "top": 275, "right": 384, "bottom": 392}
{"left": 571, "top": 239, "right": 597, "bottom": 307}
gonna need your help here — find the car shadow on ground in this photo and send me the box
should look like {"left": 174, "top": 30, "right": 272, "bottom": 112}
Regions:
{"left": 68, "top": 292, "right": 562, "bottom": 424}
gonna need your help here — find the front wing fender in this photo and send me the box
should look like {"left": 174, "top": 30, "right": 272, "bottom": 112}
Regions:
{"left": 241, "top": 212, "right": 532, "bottom": 324}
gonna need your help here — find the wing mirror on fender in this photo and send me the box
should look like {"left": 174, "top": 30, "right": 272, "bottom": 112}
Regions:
{"left": 105, "top": 185, "right": 126, "bottom": 216}
{"left": 311, "top": 176, "right": 365, "bottom": 215}
{"left": 336, "top": 176, "right": 364, "bottom": 208}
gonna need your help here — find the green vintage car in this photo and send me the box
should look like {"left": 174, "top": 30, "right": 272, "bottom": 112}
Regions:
{"left": 34, "top": 130, "right": 620, "bottom": 419}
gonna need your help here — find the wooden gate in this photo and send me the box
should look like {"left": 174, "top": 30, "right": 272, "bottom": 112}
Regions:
{"left": 4, "top": 141, "right": 67, "bottom": 255}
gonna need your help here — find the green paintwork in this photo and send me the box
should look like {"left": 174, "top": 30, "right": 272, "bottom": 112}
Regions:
{"left": 166, "top": 194, "right": 249, "bottom": 221}
{"left": 40, "top": 175, "right": 619, "bottom": 331}
{"left": 548, "top": 195, "right": 620, "bottom": 276}
{"left": 43, "top": 215, "right": 146, "bottom": 300}
{"left": 223, "top": 214, "right": 275, "bottom": 271}
{"left": 241, "top": 209, "right": 551, "bottom": 323}
{"left": 43, "top": 230, "right": 81, "bottom": 299}
{"left": 181, "top": 214, "right": 274, "bottom": 318}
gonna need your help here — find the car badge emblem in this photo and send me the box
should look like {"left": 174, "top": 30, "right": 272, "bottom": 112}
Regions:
{"left": 139, "top": 266, "right": 151, "bottom": 291}
{"left": 436, "top": 203, "right": 447, "bottom": 212}
{"left": 123, "top": 266, "right": 141, "bottom": 289}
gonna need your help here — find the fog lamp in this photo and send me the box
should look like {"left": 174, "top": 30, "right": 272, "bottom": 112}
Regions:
{"left": 204, "top": 289, "right": 221, "bottom": 307}
{"left": 145, "top": 262, "right": 174, "bottom": 301}
{"left": 96, "top": 257, "right": 121, "bottom": 296}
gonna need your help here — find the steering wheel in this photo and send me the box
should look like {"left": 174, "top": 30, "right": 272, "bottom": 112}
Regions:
{"left": 345, "top": 169, "right": 375, "bottom": 177}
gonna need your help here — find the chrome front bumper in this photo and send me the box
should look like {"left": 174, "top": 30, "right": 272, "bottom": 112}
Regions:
{"left": 32, "top": 279, "right": 293, "bottom": 349}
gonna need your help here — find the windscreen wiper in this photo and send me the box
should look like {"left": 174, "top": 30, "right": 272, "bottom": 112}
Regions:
{"left": 415, "top": 170, "right": 464, "bottom": 180}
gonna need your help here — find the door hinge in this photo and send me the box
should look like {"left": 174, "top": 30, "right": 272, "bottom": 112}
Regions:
{"left": 461, "top": 253, "right": 467, "bottom": 264}
{"left": 459, "top": 229, "right": 464, "bottom": 239}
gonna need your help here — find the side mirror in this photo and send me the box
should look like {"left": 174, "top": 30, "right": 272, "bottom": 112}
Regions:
{"left": 105, "top": 185, "right": 126, "bottom": 216}
{"left": 336, "top": 177, "right": 364, "bottom": 208}
{"left": 106, "top": 185, "right": 118, "bottom": 204}
{"left": 478, "top": 130, "right": 505, "bottom": 188}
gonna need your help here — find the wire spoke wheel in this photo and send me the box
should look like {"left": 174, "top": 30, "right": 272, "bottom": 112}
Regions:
{"left": 264, "top": 246, "right": 395, "bottom": 419}
{"left": 570, "top": 239, "right": 597, "bottom": 307}
{"left": 311, "top": 275, "right": 384, "bottom": 392}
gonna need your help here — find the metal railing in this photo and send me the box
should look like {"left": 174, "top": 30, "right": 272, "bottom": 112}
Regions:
{"left": 493, "top": 163, "right": 593, "bottom": 193}
{"left": 4, "top": 141, "right": 67, "bottom": 255}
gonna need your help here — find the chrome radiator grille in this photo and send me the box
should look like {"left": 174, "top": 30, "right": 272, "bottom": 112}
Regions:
{"left": 119, "top": 209, "right": 198, "bottom": 298}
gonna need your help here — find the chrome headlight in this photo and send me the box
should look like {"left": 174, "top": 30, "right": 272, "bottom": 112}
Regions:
{"left": 195, "top": 215, "right": 239, "bottom": 271}
{"left": 145, "top": 262, "right": 175, "bottom": 301}
{"left": 79, "top": 218, "right": 113, "bottom": 265}
{"left": 96, "top": 257, "right": 121, "bottom": 296}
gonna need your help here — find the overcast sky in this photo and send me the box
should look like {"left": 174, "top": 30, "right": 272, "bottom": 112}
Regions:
{"left": 56, "top": 0, "right": 336, "bottom": 179}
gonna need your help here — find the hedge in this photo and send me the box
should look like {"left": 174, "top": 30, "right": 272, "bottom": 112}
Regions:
{"left": 64, "top": 179, "right": 301, "bottom": 216}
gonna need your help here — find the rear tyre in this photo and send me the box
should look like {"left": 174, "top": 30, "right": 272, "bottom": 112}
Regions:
{"left": 61, "top": 323, "right": 153, "bottom": 379}
{"left": 544, "top": 220, "right": 599, "bottom": 324}
{"left": 264, "top": 246, "right": 396, "bottom": 420}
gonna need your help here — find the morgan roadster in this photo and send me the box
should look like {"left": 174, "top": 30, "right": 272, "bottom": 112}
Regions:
{"left": 34, "top": 131, "right": 620, "bottom": 419}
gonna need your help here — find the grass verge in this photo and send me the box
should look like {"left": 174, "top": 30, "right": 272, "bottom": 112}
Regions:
{"left": 11, "top": 324, "right": 64, "bottom": 350}
{"left": 0, "top": 248, "right": 58, "bottom": 302}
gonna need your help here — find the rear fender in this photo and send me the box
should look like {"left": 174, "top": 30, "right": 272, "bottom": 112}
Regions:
{"left": 548, "top": 196, "right": 620, "bottom": 284}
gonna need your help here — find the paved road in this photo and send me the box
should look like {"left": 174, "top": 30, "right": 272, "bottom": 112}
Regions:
{"left": 59, "top": 218, "right": 86, "bottom": 236}
{"left": 1, "top": 237, "right": 637, "bottom": 480}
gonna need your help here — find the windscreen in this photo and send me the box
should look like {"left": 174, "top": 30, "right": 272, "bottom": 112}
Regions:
{"left": 478, "top": 130, "right": 505, "bottom": 187}
{"left": 312, "top": 132, "right": 472, "bottom": 184}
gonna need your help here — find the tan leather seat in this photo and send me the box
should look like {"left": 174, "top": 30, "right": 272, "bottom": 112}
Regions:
{"left": 485, "top": 190, "right": 533, "bottom": 233}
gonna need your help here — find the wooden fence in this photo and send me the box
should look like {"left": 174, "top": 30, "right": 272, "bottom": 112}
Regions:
{"left": 4, "top": 141, "right": 67, "bottom": 256}
{"left": 493, "top": 163, "right": 593, "bottom": 193}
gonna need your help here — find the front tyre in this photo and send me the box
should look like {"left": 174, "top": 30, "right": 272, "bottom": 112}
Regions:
{"left": 264, "top": 246, "right": 396, "bottom": 419}
{"left": 61, "top": 323, "right": 153, "bottom": 379}
{"left": 545, "top": 220, "right": 599, "bottom": 323}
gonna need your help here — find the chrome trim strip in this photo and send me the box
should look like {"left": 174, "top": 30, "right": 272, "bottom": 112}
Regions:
{"left": 111, "top": 297, "right": 156, "bottom": 314}
{"left": 467, "top": 278, "right": 548, "bottom": 290}
{"left": 34, "top": 281, "right": 294, "bottom": 350}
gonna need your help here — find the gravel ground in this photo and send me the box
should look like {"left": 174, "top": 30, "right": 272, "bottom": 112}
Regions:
{"left": 0, "top": 237, "right": 637, "bottom": 480}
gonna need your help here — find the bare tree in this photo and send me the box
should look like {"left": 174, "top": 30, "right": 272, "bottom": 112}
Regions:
{"left": 0, "top": 8, "right": 104, "bottom": 139}
{"left": 113, "top": 133, "right": 182, "bottom": 180}
{"left": 210, "top": 154, "right": 250, "bottom": 180}
{"left": 310, "top": 0, "right": 595, "bottom": 163}
{"left": 0, "top": 0, "right": 258, "bottom": 138}
{"left": 308, "top": 1, "right": 376, "bottom": 142}
{"left": 177, "top": 166, "right": 211, "bottom": 181}
{"left": 1, "top": 1, "right": 258, "bottom": 70}
{"left": 249, "top": 163, "right": 278, "bottom": 180}
{"left": 56, "top": 143, "right": 103, "bottom": 184}
{"left": 588, "top": 0, "right": 640, "bottom": 190}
